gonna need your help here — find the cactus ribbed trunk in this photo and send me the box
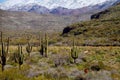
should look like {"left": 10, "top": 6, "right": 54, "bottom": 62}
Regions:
{"left": 45, "top": 33, "right": 48, "bottom": 57}
{"left": 40, "top": 38, "right": 44, "bottom": 56}
{"left": 71, "top": 37, "right": 78, "bottom": 64}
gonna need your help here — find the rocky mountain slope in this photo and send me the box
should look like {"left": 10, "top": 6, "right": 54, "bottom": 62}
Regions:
{"left": 62, "top": 3, "right": 120, "bottom": 46}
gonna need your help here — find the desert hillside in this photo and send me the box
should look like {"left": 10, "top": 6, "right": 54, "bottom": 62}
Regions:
{"left": 62, "top": 3, "right": 120, "bottom": 46}
{"left": 0, "top": 9, "right": 92, "bottom": 32}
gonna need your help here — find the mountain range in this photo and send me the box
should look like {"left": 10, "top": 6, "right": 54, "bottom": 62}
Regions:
{"left": 0, "top": 0, "right": 120, "bottom": 32}
{"left": 0, "top": 0, "right": 120, "bottom": 15}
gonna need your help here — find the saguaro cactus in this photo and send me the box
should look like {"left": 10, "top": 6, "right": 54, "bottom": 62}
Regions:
{"left": 71, "top": 37, "right": 78, "bottom": 63}
{"left": 26, "top": 42, "right": 32, "bottom": 56}
{"left": 44, "top": 33, "right": 48, "bottom": 57}
{"left": 38, "top": 33, "right": 43, "bottom": 56}
{"left": 0, "top": 32, "right": 9, "bottom": 71}
{"left": 38, "top": 33, "right": 48, "bottom": 57}
{"left": 39, "top": 37, "right": 44, "bottom": 56}
{"left": 18, "top": 44, "right": 24, "bottom": 70}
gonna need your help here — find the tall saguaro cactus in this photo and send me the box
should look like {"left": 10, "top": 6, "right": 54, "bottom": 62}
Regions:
{"left": 0, "top": 32, "right": 9, "bottom": 71}
{"left": 38, "top": 33, "right": 43, "bottom": 56}
{"left": 18, "top": 44, "right": 24, "bottom": 70}
{"left": 44, "top": 33, "right": 48, "bottom": 57}
{"left": 71, "top": 37, "right": 78, "bottom": 63}
{"left": 26, "top": 42, "right": 32, "bottom": 56}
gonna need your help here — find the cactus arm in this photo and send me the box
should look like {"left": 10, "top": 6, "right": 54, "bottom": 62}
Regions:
{"left": 6, "top": 37, "right": 9, "bottom": 55}
{"left": 1, "top": 32, "right": 3, "bottom": 56}
{"left": 1, "top": 42, "right": 4, "bottom": 56}
{"left": 39, "top": 34, "right": 41, "bottom": 46}
{"left": 20, "top": 45, "right": 22, "bottom": 54}
{"left": 26, "top": 41, "right": 32, "bottom": 56}
{"left": 18, "top": 44, "right": 20, "bottom": 54}
{"left": 1, "top": 32, "right": 2, "bottom": 43}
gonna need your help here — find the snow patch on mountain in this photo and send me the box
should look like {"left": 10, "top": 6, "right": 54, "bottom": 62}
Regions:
{"left": 0, "top": 0, "right": 118, "bottom": 10}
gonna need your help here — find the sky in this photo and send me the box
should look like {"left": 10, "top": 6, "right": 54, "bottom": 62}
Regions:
{"left": 0, "top": 0, "right": 6, "bottom": 3}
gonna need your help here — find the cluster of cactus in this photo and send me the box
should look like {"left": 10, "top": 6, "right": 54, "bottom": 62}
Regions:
{"left": 26, "top": 42, "right": 32, "bottom": 56}
{"left": 0, "top": 32, "right": 9, "bottom": 71}
{"left": 71, "top": 37, "right": 78, "bottom": 63}
{"left": 38, "top": 33, "right": 48, "bottom": 57}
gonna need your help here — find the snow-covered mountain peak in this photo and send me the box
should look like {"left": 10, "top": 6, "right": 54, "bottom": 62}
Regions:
{"left": 0, "top": 0, "right": 118, "bottom": 10}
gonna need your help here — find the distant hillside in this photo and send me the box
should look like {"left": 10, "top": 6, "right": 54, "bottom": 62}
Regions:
{"left": 0, "top": 9, "right": 92, "bottom": 32}
{"left": 91, "top": 3, "right": 120, "bottom": 20}
{"left": 62, "top": 3, "right": 120, "bottom": 46}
